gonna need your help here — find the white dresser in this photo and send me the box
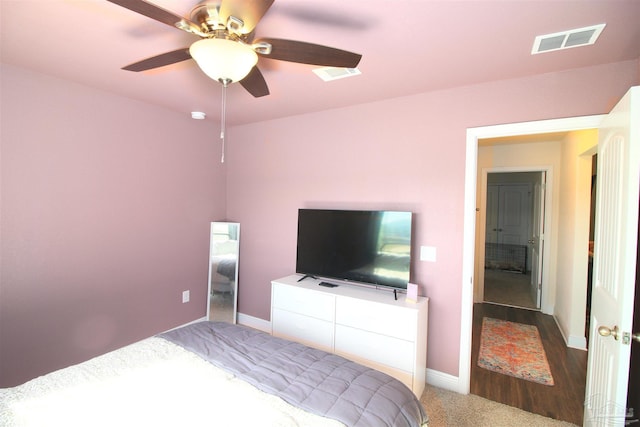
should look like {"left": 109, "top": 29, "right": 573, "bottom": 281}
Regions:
{"left": 271, "top": 275, "right": 428, "bottom": 397}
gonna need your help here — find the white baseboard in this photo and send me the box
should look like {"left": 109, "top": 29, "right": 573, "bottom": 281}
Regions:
{"left": 426, "top": 369, "right": 468, "bottom": 394}
{"left": 553, "top": 314, "right": 587, "bottom": 350}
{"left": 171, "top": 314, "right": 271, "bottom": 334}
{"left": 567, "top": 335, "right": 588, "bottom": 350}
{"left": 237, "top": 312, "right": 271, "bottom": 333}
{"left": 164, "top": 316, "right": 208, "bottom": 333}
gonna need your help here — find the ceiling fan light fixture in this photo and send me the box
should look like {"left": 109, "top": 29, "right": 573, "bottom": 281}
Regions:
{"left": 175, "top": 20, "right": 205, "bottom": 37}
{"left": 189, "top": 38, "right": 258, "bottom": 83}
{"left": 252, "top": 41, "right": 272, "bottom": 55}
{"left": 226, "top": 16, "right": 245, "bottom": 34}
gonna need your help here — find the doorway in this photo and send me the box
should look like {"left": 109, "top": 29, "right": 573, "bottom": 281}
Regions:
{"left": 470, "top": 130, "right": 595, "bottom": 418}
{"left": 457, "top": 114, "right": 604, "bottom": 396}
{"left": 482, "top": 172, "right": 544, "bottom": 310}
{"left": 460, "top": 89, "right": 639, "bottom": 424}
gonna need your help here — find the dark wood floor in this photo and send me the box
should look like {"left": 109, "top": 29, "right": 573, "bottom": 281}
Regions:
{"left": 470, "top": 303, "right": 587, "bottom": 425}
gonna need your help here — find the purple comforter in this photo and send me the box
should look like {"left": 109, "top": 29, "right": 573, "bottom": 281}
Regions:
{"left": 160, "top": 321, "right": 428, "bottom": 427}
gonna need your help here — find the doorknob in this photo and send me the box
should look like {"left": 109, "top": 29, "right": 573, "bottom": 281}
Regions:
{"left": 598, "top": 325, "right": 619, "bottom": 340}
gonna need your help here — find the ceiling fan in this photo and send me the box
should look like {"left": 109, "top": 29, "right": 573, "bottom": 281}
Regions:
{"left": 106, "top": 0, "right": 363, "bottom": 97}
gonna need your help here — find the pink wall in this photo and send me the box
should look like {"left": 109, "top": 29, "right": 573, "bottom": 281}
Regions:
{"left": 1, "top": 59, "right": 637, "bottom": 387}
{"left": 0, "top": 65, "right": 226, "bottom": 387}
{"left": 227, "top": 60, "right": 639, "bottom": 377}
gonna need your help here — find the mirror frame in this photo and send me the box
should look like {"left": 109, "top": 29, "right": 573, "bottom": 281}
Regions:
{"left": 206, "top": 222, "right": 239, "bottom": 324}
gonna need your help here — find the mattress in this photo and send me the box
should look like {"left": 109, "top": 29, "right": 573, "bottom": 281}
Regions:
{"left": 1, "top": 321, "right": 429, "bottom": 427}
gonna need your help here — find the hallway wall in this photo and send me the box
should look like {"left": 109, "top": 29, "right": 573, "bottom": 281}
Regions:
{"left": 556, "top": 129, "right": 598, "bottom": 349}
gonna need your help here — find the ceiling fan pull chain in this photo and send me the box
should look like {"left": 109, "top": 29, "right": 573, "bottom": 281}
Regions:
{"left": 219, "top": 79, "right": 230, "bottom": 163}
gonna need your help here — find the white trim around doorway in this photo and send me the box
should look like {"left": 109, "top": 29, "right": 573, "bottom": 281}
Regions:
{"left": 456, "top": 115, "right": 605, "bottom": 394}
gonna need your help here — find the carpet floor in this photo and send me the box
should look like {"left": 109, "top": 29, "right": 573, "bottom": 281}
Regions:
{"left": 420, "top": 384, "right": 578, "bottom": 426}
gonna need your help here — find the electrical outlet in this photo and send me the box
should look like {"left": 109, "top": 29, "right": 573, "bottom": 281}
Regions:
{"left": 182, "top": 290, "right": 190, "bottom": 303}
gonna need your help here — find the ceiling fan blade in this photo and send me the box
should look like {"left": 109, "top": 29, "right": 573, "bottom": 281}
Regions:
{"left": 106, "top": 0, "right": 196, "bottom": 29}
{"left": 122, "top": 48, "right": 192, "bottom": 72}
{"left": 274, "top": 4, "right": 371, "bottom": 31}
{"left": 256, "top": 38, "right": 362, "bottom": 68}
{"left": 239, "top": 66, "right": 270, "bottom": 97}
{"left": 219, "top": 0, "right": 274, "bottom": 34}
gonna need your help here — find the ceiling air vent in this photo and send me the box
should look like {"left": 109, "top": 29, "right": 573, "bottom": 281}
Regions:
{"left": 313, "top": 67, "right": 361, "bottom": 82}
{"left": 532, "top": 24, "right": 606, "bottom": 54}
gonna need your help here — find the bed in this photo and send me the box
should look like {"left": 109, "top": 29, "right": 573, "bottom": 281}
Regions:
{"left": 0, "top": 321, "right": 429, "bottom": 427}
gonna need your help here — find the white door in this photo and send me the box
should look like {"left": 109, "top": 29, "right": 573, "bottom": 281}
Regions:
{"left": 530, "top": 172, "right": 545, "bottom": 308}
{"left": 497, "top": 184, "right": 531, "bottom": 245}
{"left": 485, "top": 182, "right": 531, "bottom": 273}
{"left": 486, "top": 183, "right": 531, "bottom": 246}
{"left": 584, "top": 87, "right": 639, "bottom": 426}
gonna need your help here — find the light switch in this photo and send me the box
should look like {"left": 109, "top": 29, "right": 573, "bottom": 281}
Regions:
{"left": 420, "top": 246, "right": 436, "bottom": 262}
{"left": 182, "top": 290, "right": 190, "bottom": 303}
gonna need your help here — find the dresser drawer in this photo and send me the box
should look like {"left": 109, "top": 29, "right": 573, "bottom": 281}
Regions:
{"left": 272, "top": 283, "right": 335, "bottom": 321}
{"left": 272, "top": 308, "right": 334, "bottom": 352}
{"left": 334, "top": 324, "right": 414, "bottom": 372}
{"left": 335, "top": 297, "right": 416, "bottom": 341}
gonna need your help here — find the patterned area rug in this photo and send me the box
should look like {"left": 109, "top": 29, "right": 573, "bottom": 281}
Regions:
{"left": 478, "top": 317, "right": 555, "bottom": 386}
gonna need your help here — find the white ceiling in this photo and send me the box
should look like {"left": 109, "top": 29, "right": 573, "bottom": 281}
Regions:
{"left": 2, "top": 0, "right": 639, "bottom": 126}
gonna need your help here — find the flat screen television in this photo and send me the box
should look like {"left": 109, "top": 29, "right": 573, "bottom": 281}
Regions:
{"left": 296, "top": 209, "right": 412, "bottom": 289}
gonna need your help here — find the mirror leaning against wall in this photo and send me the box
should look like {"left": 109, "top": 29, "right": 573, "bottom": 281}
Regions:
{"left": 207, "top": 222, "right": 239, "bottom": 324}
